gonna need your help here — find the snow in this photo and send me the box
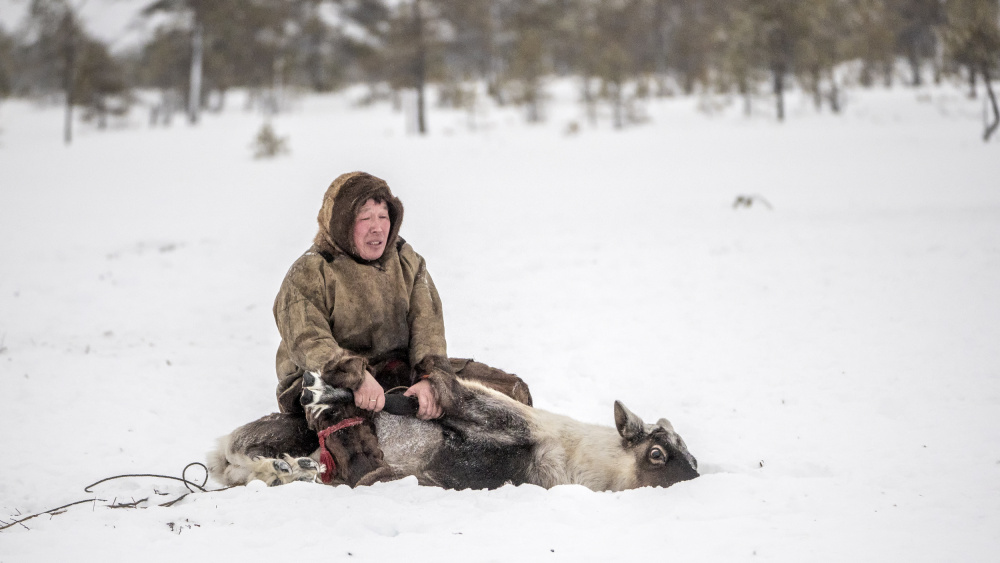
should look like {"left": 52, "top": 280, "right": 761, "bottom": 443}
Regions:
{"left": 1, "top": 82, "right": 999, "bottom": 561}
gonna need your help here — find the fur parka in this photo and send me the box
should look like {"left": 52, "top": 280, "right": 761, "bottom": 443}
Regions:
{"left": 274, "top": 172, "right": 449, "bottom": 413}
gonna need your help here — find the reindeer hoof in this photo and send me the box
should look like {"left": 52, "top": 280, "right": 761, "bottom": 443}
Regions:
{"left": 249, "top": 455, "right": 322, "bottom": 486}
{"left": 297, "top": 458, "right": 320, "bottom": 471}
{"left": 283, "top": 455, "right": 322, "bottom": 484}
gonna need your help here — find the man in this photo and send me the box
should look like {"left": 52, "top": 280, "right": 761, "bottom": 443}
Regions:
{"left": 273, "top": 171, "right": 532, "bottom": 485}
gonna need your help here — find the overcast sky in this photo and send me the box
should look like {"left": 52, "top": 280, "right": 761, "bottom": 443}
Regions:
{"left": 0, "top": 0, "right": 154, "bottom": 50}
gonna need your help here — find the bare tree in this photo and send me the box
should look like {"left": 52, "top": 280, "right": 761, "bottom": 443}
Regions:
{"left": 942, "top": 0, "right": 1000, "bottom": 140}
{"left": 0, "top": 26, "right": 13, "bottom": 101}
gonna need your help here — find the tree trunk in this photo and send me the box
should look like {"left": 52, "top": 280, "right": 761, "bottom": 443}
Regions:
{"left": 652, "top": 0, "right": 669, "bottom": 83}
{"left": 860, "top": 61, "right": 873, "bottom": 87}
{"left": 982, "top": 67, "right": 999, "bottom": 142}
{"left": 527, "top": 86, "right": 540, "bottom": 123}
{"left": 215, "top": 88, "right": 227, "bottom": 113}
{"left": 582, "top": 77, "right": 597, "bottom": 127}
{"left": 63, "top": 81, "right": 74, "bottom": 145}
{"left": 62, "top": 10, "right": 77, "bottom": 145}
{"left": 811, "top": 67, "right": 822, "bottom": 111}
{"left": 414, "top": 0, "right": 427, "bottom": 135}
{"left": 932, "top": 29, "right": 944, "bottom": 85}
{"left": 773, "top": 67, "right": 785, "bottom": 122}
{"left": 162, "top": 89, "right": 175, "bottom": 126}
{"left": 273, "top": 57, "right": 285, "bottom": 115}
{"left": 611, "top": 83, "right": 623, "bottom": 129}
{"left": 188, "top": 22, "right": 203, "bottom": 125}
{"left": 739, "top": 78, "right": 752, "bottom": 117}
{"left": 416, "top": 81, "right": 426, "bottom": 134}
{"left": 829, "top": 78, "right": 841, "bottom": 114}
{"left": 907, "top": 47, "right": 922, "bottom": 87}
{"left": 485, "top": 0, "right": 502, "bottom": 106}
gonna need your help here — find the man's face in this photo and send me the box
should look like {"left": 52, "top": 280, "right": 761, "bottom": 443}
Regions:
{"left": 352, "top": 199, "right": 390, "bottom": 260}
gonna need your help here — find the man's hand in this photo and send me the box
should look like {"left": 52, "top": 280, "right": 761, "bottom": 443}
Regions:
{"left": 355, "top": 371, "right": 385, "bottom": 412}
{"left": 404, "top": 379, "right": 443, "bottom": 420}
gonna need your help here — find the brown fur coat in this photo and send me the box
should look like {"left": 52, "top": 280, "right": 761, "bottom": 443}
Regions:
{"left": 274, "top": 172, "right": 449, "bottom": 413}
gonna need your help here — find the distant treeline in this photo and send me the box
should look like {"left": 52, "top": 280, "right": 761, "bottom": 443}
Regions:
{"left": 1, "top": 0, "right": 998, "bottom": 139}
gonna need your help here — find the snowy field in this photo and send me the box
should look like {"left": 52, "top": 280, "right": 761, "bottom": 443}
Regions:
{"left": 1, "top": 82, "right": 998, "bottom": 561}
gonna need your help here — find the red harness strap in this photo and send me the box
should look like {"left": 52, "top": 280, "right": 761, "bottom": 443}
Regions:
{"left": 316, "top": 417, "right": 366, "bottom": 484}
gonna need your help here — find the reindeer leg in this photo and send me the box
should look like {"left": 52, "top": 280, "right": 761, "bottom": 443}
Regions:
{"left": 208, "top": 413, "right": 324, "bottom": 487}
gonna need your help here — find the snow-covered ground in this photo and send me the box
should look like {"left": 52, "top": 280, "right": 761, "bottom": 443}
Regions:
{"left": 1, "top": 82, "right": 998, "bottom": 561}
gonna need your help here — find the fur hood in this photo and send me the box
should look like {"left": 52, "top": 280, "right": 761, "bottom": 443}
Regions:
{"left": 313, "top": 171, "right": 404, "bottom": 265}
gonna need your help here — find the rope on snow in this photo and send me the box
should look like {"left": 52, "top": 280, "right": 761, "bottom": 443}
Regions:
{"left": 84, "top": 462, "right": 210, "bottom": 494}
{"left": 1, "top": 462, "right": 226, "bottom": 531}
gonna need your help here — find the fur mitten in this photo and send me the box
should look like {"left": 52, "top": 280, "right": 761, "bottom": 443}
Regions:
{"left": 413, "top": 354, "right": 458, "bottom": 412}
{"left": 320, "top": 355, "right": 368, "bottom": 390}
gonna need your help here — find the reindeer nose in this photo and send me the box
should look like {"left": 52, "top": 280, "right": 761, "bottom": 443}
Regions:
{"left": 683, "top": 462, "right": 700, "bottom": 481}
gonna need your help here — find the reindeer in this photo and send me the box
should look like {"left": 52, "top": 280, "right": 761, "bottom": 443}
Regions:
{"left": 208, "top": 371, "right": 698, "bottom": 492}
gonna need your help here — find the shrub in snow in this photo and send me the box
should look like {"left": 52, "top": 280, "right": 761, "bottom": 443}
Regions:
{"left": 252, "top": 122, "right": 289, "bottom": 159}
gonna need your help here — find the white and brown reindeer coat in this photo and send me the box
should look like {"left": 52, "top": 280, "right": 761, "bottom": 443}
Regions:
{"left": 209, "top": 368, "right": 699, "bottom": 492}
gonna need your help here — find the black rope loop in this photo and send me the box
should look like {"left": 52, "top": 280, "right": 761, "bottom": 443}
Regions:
{"left": 84, "top": 462, "right": 210, "bottom": 494}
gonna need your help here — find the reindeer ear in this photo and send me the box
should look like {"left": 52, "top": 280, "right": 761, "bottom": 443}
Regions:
{"left": 614, "top": 401, "right": 645, "bottom": 441}
{"left": 656, "top": 418, "right": 676, "bottom": 433}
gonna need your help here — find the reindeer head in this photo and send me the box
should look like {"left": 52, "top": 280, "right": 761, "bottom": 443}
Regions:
{"left": 614, "top": 401, "right": 699, "bottom": 488}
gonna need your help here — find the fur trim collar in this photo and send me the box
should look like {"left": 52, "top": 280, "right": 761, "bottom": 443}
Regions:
{"left": 313, "top": 172, "right": 404, "bottom": 266}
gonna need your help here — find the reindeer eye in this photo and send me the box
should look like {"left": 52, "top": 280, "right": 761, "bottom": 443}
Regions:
{"left": 648, "top": 446, "right": 667, "bottom": 465}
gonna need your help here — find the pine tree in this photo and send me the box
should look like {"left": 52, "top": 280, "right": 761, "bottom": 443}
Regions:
{"left": 888, "top": 0, "right": 945, "bottom": 86}
{"left": 853, "top": 0, "right": 897, "bottom": 87}
{"left": 743, "top": 0, "right": 813, "bottom": 121}
{"left": 506, "top": 27, "right": 548, "bottom": 122}
{"left": 22, "top": 0, "right": 86, "bottom": 143}
{"left": 74, "top": 37, "right": 130, "bottom": 128}
{"left": 142, "top": 1, "right": 206, "bottom": 124}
